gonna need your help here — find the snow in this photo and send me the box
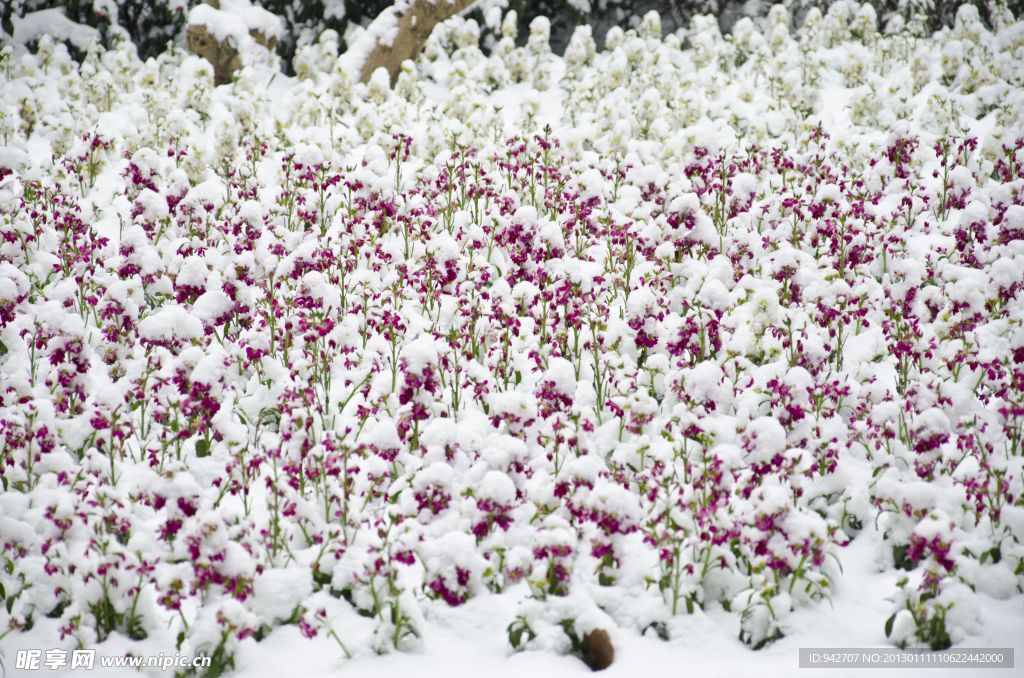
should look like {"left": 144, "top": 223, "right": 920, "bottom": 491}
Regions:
{"left": 477, "top": 469, "right": 517, "bottom": 505}
{"left": 189, "top": 5, "right": 252, "bottom": 47}
{"left": 135, "top": 189, "right": 169, "bottom": 222}
{"left": 137, "top": 304, "right": 205, "bottom": 344}
{"left": 401, "top": 335, "right": 440, "bottom": 374}
{"left": 540, "top": 357, "right": 577, "bottom": 396}
{"left": 192, "top": 288, "right": 234, "bottom": 325}
{"left": 744, "top": 417, "right": 788, "bottom": 462}
{"left": 251, "top": 567, "right": 314, "bottom": 623}
{"left": 3, "top": 9, "right": 99, "bottom": 54}
{"left": 188, "top": 0, "right": 284, "bottom": 44}
{"left": 2, "top": 4, "right": 1024, "bottom": 677}
{"left": 337, "top": 0, "right": 414, "bottom": 75}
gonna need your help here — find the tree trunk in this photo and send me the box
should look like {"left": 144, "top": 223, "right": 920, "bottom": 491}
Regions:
{"left": 186, "top": 0, "right": 279, "bottom": 86}
{"left": 360, "top": 0, "right": 476, "bottom": 87}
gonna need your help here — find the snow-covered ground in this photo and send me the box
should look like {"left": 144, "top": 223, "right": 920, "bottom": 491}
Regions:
{"left": 2, "top": 2, "right": 1024, "bottom": 676}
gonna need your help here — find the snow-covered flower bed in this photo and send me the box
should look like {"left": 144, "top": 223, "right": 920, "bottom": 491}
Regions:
{"left": 2, "top": 2, "right": 1024, "bottom": 674}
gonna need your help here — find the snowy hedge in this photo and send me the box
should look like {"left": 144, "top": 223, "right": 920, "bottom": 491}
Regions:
{"left": 1, "top": 0, "right": 1019, "bottom": 70}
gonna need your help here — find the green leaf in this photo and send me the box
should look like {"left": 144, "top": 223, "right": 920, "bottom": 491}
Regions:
{"left": 196, "top": 440, "right": 209, "bottom": 457}
{"left": 46, "top": 599, "right": 69, "bottom": 618}
{"left": 893, "top": 544, "right": 918, "bottom": 571}
{"left": 644, "top": 621, "right": 669, "bottom": 641}
{"left": 884, "top": 612, "right": 896, "bottom": 638}
{"left": 252, "top": 622, "right": 272, "bottom": 642}
{"left": 752, "top": 627, "right": 784, "bottom": 650}
{"left": 399, "top": 616, "right": 419, "bottom": 639}
{"left": 507, "top": 616, "right": 535, "bottom": 650}
{"left": 559, "top": 619, "right": 582, "bottom": 653}
{"left": 0, "top": 339, "right": 7, "bottom": 355}
{"left": 312, "top": 567, "right": 332, "bottom": 589}
{"left": 127, "top": 614, "right": 148, "bottom": 640}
